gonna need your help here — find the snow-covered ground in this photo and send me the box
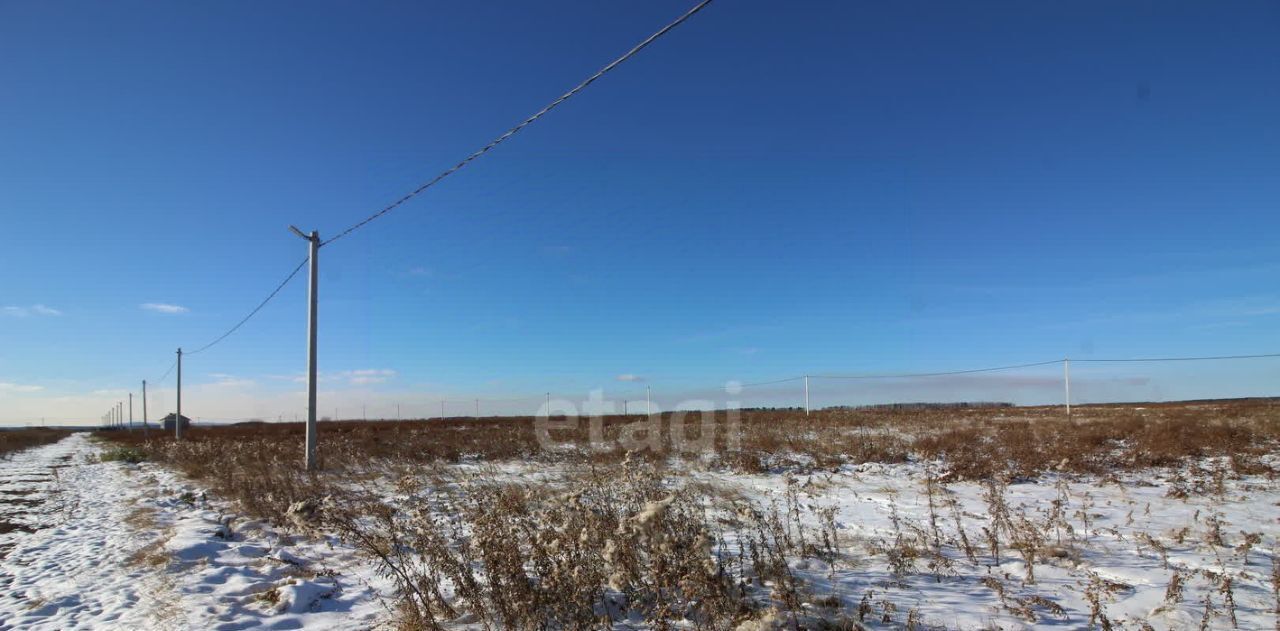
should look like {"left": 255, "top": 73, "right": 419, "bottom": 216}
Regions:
{"left": 0, "top": 434, "right": 392, "bottom": 630}
{"left": 2, "top": 434, "right": 1278, "bottom": 629}
{"left": 690, "top": 457, "right": 1280, "bottom": 628}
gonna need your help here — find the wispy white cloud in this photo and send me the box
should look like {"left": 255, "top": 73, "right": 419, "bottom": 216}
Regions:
{"left": 0, "top": 382, "right": 44, "bottom": 393}
{"left": 676, "top": 324, "right": 782, "bottom": 344}
{"left": 2, "top": 304, "right": 62, "bottom": 317}
{"left": 616, "top": 374, "right": 645, "bottom": 383}
{"left": 207, "top": 373, "right": 255, "bottom": 388}
{"left": 141, "top": 303, "right": 189, "bottom": 314}
{"left": 344, "top": 369, "right": 397, "bottom": 385}
{"left": 268, "top": 369, "right": 397, "bottom": 386}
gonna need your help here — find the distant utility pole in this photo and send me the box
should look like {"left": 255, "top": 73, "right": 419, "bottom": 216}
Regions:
{"left": 117, "top": 401, "right": 123, "bottom": 430}
{"left": 291, "top": 225, "right": 321, "bottom": 471}
{"left": 396, "top": 403, "right": 401, "bottom": 421}
{"left": 474, "top": 398, "right": 480, "bottom": 417}
{"left": 362, "top": 404, "right": 366, "bottom": 421}
{"left": 141, "top": 380, "right": 149, "bottom": 438}
{"left": 646, "top": 386, "right": 651, "bottom": 416}
{"left": 128, "top": 393, "right": 133, "bottom": 432}
{"left": 176, "top": 348, "right": 184, "bottom": 440}
{"left": 546, "top": 392, "right": 551, "bottom": 414}
{"left": 804, "top": 376, "right": 810, "bottom": 416}
{"left": 623, "top": 400, "right": 628, "bottom": 415}
{"left": 1064, "top": 358, "right": 1071, "bottom": 419}
{"left": 440, "top": 400, "right": 445, "bottom": 419}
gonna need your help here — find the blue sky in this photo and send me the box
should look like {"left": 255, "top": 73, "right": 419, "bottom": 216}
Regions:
{"left": 2, "top": 1, "right": 1278, "bottom": 424}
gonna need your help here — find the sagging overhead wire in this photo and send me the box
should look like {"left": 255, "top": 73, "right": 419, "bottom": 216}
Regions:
{"left": 320, "top": 0, "right": 716, "bottom": 248}
{"left": 736, "top": 353, "right": 1280, "bottom": 390}
{"left": 136, "top": 1, "right": 715, "bottom": 373}
{"left": 184, "top": 257, "right": 309, "bottom": 356}
{"left": 1073, "top": 352, "right": 1280, "bottom": 363}
{"left": 739, "top": 376, "right": 807, "bottom": 388}
{"left": 810, "top": 360, "right": 1064, "bottom": 380}
{"left": 153, "top": 359, "right": 177, "bottom": 384}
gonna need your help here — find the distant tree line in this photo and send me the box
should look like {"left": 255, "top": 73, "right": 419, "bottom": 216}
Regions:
{"left": 834, "top": 401, "right": 1015, "bottom": 411}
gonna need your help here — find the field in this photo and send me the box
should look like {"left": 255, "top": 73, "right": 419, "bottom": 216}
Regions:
{"left": 76, "top": 399, "right": 1280, "bottom": 629}
{"left": 0, "top": 427, "right": 72, "bottom": 458}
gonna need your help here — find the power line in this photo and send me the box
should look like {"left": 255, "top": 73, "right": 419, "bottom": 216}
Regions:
{"left": 126, "top": 1, "right": 715, "bottom": 408}
{"left": 185, "top": 257, "right": 309, "bottom": 356}
{"left": 740, "top": 376, "right": 806, "bottom": 388}
{"left": 1075, "top": 352, "right": 1280, "bottom": 363}
{"left": 320, "top": 0, "right": 716, "bottom": 248}
{"left": 154, "top": 359, "right": 177, "bottom": 384}
{"left": 811, "top": 360, "right": 1064, "bottom": 380}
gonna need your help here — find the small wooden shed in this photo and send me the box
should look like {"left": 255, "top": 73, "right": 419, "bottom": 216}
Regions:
{"left": 161, "top": 413, "right": 191, "bottom": 431}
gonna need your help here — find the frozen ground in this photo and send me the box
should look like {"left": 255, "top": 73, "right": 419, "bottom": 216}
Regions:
{"left": 0, "top": 434, "right": 392, "bottom": 630}
{"left": 689, "top": 457, "right": 1280, "bottom": 628}
{"left": 1, "top": 433, "right": 1278, "bottom": 629}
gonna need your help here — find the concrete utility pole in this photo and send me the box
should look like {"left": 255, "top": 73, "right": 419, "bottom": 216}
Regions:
{"left": 128, "top": 393, "right": 133, "bottom": 432}
{"left": 142, "top": 380, "right": 149, "bottom": 438}
{"left": 804, "top": 376, "right": 810, "bottom": 416}
{"left": 117, "top": 402, "right": 122, "bottom": 430}
{"left": 396, "top": 403, "right": 400, "bottom": 421}
{"left": 646, "top": 386, "right": 651, "bottom": 416}
{"left": 290, "top": 226, "right": 321, "bottom": 471}
{"left": 176, "top": 348, "right": 183, "bottom": 439}
{"left": 440, "top": 400, "right": 445, "bottom": 419}
{"left": 1064, "top": 358, "right": 1071, "bottom": 419}
{"left": 474, "top": 398, "right": 479, "bottom": 418}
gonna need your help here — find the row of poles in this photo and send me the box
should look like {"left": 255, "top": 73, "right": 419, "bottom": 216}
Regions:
{"left": 119, "top": 0, "right": 722, "bottom": 470}
{"left": 98, "top": 383, "right": 151, "bottom": 437}
{"left": 150, "top": 224, "right": 654, "bottom": 471}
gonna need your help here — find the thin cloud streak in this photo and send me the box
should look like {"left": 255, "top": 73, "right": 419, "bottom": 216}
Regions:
{"left": 2, "top": 304, "right": 62, "bottom": 317}
{"left": 0, "top": 382, "right": 44, "bottom": 393}
{"left": 141, "top": 303, "right": 189, "bottom": 314}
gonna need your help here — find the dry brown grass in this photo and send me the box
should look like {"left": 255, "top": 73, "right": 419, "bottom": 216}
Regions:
{"left": 99, "top": 399, "right": 1280, "bottom": 527}
{"left": 94, "top": 398, "right": 1280, "bottom": 629}
{"left": 0, "top": 428, "right": 73, "bottom": 458}
{"left": 321, "top": 455, "right": 845, "bottom": 629}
